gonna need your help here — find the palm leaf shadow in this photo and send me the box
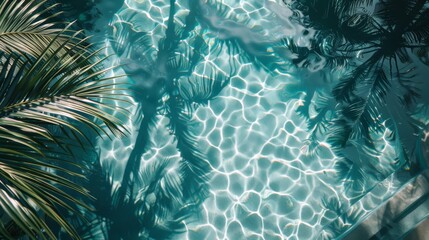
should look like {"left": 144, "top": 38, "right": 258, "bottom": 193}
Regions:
{"left": 93, "top": 0, "right": 232, "bottom": 238}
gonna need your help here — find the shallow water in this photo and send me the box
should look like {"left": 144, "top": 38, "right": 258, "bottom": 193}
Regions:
{"left": 64, "top": 0, "right": 429, "bottom": 239}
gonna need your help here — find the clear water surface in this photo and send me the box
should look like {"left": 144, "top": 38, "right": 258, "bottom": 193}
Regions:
{"left": 71, "top": 0, "right": 429, "bottom": 239}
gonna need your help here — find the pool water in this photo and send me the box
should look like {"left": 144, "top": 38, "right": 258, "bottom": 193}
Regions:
{"left": 61, "top": 0, "right": 429, "bottom": 239}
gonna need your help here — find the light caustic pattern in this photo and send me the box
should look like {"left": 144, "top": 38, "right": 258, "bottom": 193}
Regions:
{"left": 99, "top": 0, "right": 401, "bottom": 239}
{"left": 188, "top": 70, "right": 339, "bottom": 240}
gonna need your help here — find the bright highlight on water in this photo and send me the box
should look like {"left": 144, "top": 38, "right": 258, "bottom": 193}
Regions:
{"left": 0, "top": 0, "right": 428, "bottom": 239}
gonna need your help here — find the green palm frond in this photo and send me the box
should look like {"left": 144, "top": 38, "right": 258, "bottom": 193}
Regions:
{"left": 0, "top": 40, "right": 127, "bottom": 139}
{"left": 0, "top": 0, "right": 88, "bottom": 62}
{"left": 0, "top": 22, "right": 128, "bottom": 240}
{"left": 0, "top": 151, "right": 91, "bottom": 240}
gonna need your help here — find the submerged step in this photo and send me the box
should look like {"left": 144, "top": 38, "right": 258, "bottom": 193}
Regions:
{"left": 404, "top": 216, "right": 429, "bottom": 239}
{"left": 342, "top": 169, "right": 429, "bottom": 240}
{"left": 319, "top": 167, "right": 418, "bottom": 239}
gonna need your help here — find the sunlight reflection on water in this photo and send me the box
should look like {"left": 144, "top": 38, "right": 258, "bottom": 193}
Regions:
{"left": 97, "top": 0, "right": 404, "bottom": 239}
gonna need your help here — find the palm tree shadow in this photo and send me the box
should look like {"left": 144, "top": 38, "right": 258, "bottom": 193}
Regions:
{"left": 289, "top": 0, "right": 429, "bottom": 238}
{"left": 78, "top": 0, "right": 232, "bottom": 238}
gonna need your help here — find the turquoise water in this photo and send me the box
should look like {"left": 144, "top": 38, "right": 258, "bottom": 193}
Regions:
{"left": 63, "top": 0, "right": 429, "bottom": 239}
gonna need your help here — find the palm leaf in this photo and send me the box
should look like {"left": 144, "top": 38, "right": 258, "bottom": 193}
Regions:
{"left": 147, "top": 202, "right": 198, "bottom": 239}
{"left": 0, "top": 142, "right": 92, "bottom": 240}
{"left": 0, "top": 41, "right": 128, "bottom": 142}
{"left": 0, "top": 0, "right": 88, "bottom": 62}
{"left": 303, "top": 92, "right": 336, "bottom": 154}
{"left": 0, "top": 28, "right": 128, "bottom": 240}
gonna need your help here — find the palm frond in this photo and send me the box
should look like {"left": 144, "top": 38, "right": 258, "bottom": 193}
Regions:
{"left": 294, "top": 0, "right": 343, "bottom": 31}
{"left": 138, "top": 159, "right": 200, "bottom": 239}
{"left": 107, "top": 185, "right": 141, "bottom": 239}
{"left": 304, "top": 92, "right": 336, "bottom": 154}
{"left": 167, "top": 52, "right": 192, "bottom": 77}
{"left": 136, "top": 159, "right": 184, "bottom": 221}
{"left": 327, "top": 119, "right": 354, "bottom": 149}
{"left": 375, "top": 0, "right": 411, "bottom": 26}
{"left": 325, "top": 219, "right": 349, "bottom": 237}
{"left": 385, "top": 105, "right": 426, "bottom": 172}
{"left": 147, "top": 202, "right": 198, "bottom": 239}
{"left": 0, "top": 25, "right": 128, "bottom": 240}
{"left": 282, "top": 38, "right": 312, "bottom": 66}
{"left": 333, "top": 66, "right": 367, "bottom": 103}
{"left": 0, "top": 142, "right": 92, "bottom": 240}
{"left": 66, "top": 217, "right": 107, "bottom": 240}
{"left": 0, "top": 0, "right": 89, "bottom": 62}
{"left": 165, "top": 31, "right": 208, "bottom": 78}
{"left": 0, "top": 40, "right": 128, "bottom": 142}
{"left": 139, "top": 160, "right": 184, "bottom": 211}
{"left": 284, "top": 37, "right": 349, "bottom": 69}
{"left": 86, "top": 160, "right": 115, "bottom": 218}
{"left": 397, "top": 69, "right": 421, "bottom": 107}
